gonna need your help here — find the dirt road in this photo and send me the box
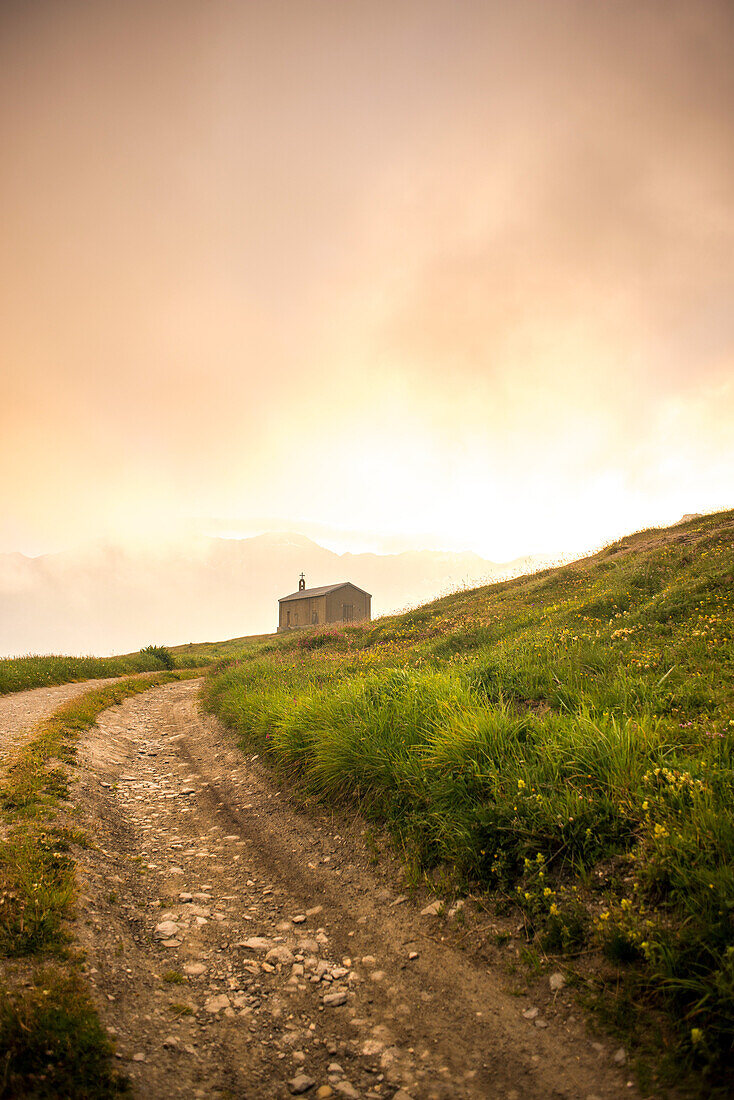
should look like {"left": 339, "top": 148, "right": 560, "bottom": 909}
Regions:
{"left": 0, "top": 676, "right": 141, "bottom": 771}
{"left": 63, "top": 679, "right": 635, "bottom": 1099}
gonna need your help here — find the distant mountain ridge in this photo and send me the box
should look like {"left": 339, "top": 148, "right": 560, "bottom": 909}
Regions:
{"left": 0, "top": 532, "right": 544, "bottom": 657}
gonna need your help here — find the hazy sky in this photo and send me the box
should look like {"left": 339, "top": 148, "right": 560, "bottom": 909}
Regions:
{"left": 2, "top": 0, "right": 733, "bottom": 561}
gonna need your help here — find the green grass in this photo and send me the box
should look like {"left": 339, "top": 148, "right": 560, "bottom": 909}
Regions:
{"left": 167, "top": 632, "right": 275, "bottom": 665}
{"left": 0, "top": 647, "right": 203, "bottom": 696}
{"left": 0, "top": 671, "right": 197, "bottom": 1096}
{"left": 204, "top": 509, "right": 734, "bottom": 1092}
{"left": 162, "top": 970, "right": 185, "bottom": 984}
{"left": 0, "top": 972, "right": 128, "bottom": 1098}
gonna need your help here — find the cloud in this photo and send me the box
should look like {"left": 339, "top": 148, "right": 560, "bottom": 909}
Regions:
{"left": 0, "top": 0, "right": 732, "bottom": 560}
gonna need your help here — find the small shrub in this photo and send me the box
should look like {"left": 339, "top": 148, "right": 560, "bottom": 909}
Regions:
{"left": 139, "top": 645, "right": 175, "bottom": 670}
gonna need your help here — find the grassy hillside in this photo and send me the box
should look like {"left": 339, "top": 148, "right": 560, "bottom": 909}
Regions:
{"left": 0, "top": 635, "right": 273, "bottom": 697}
{"left": 204, "top": 509, "right": 734, "bottom": 1090}
{"left": 0, "top": 646, "right": 205, "bottom": 696}
{"left": 168, "top": 632, "right": 274, "bottom": 663}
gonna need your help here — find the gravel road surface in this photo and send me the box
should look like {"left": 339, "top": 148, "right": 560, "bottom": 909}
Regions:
{"left": 55, "top": 679, "right": 638, "bottom": 1099}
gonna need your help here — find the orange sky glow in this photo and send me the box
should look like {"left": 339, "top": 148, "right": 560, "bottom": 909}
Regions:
{"left": 2, "top": 0, "right": 733, "bottom": 563}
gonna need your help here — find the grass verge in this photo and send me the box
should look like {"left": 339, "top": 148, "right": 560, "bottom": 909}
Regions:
{"left": 204, "top": 509, "right": 734, "bottom": 1095}
{"left": 0, "top": 671, "right": 198, "bottom": 1097}
{"left": 0, "top": 971, "right": 126, "bottom": 1099}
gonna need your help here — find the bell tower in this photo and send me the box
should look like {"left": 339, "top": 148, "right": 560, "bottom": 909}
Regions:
{"left": 298, "top": 572, "right": 306, "bottom": 591}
